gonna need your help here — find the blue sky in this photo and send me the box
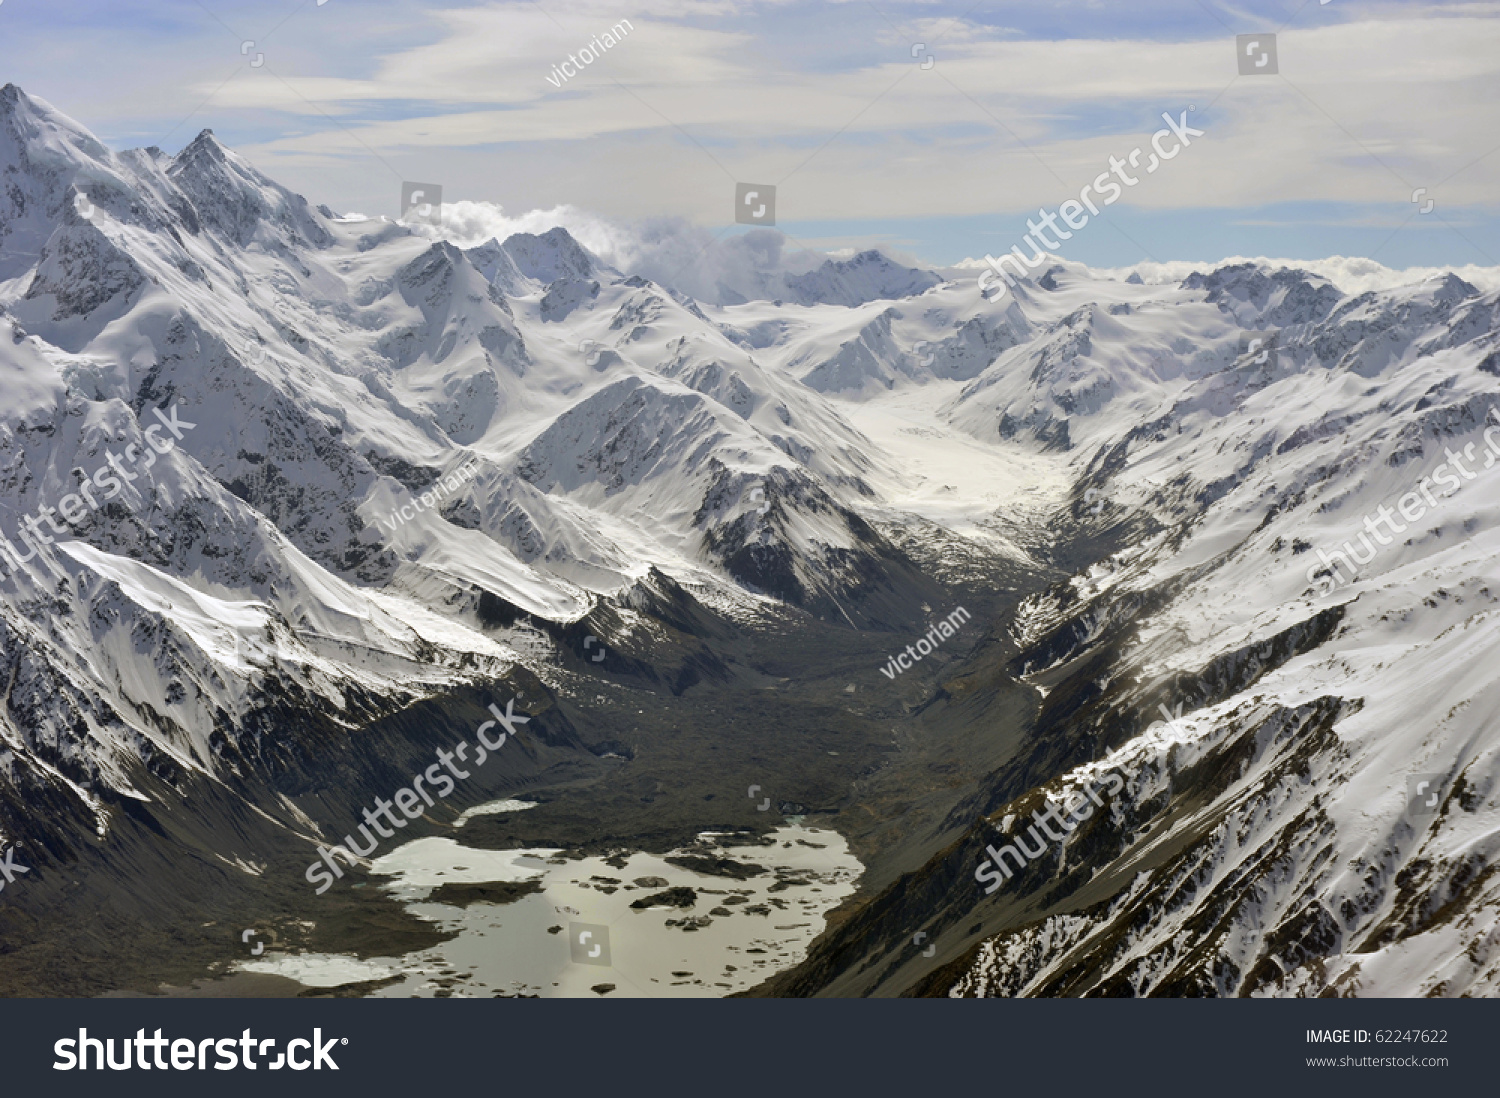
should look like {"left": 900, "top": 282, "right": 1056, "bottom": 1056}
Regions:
{"left": 2, "top": 0, "right": 1498, "bottom": 270}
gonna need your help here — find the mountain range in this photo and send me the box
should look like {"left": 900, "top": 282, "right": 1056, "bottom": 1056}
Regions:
{"left": 0, "top": 84, "right": 1496, "bottom": 998}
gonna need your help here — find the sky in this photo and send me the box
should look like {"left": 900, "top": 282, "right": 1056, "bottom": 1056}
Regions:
{"left": 1, "top": 0, "right": 1498, "bottom": 274}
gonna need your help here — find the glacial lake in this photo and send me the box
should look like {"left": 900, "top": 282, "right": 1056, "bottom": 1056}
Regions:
{"left": 242, "top": 813, "right": 862, "bottom": 997}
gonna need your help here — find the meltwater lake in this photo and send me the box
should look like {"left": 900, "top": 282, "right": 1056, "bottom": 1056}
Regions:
{"left": 243, "top": 804, "right": 862, "bottom": 997}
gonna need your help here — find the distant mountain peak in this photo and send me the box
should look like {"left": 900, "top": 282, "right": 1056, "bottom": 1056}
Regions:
{"left": 1429, "top": 271, "right": 1480, "bottom": 304}
{"left": 166, "top": 125, "right": 332, "bottom": 250}
{"left": 0, "top": 83, "right": 109, "bottom": 159}
{"left": 1182, "top": 261, "right": 1344, "bottom": 329}
{"left": 175, "top": 128, "right": 228, "bottom": 163}
{"left": 499, "top": 225, "right": 599, "bottom": 284}
{"left": 0, "top": 82, "right": 37, "bottom": 119}
{"left": 781, "top": 249, "right": 942, "bottom": 308}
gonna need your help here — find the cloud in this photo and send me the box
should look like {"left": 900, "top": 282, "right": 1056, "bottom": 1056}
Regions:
{"left": 7, "top": 0, "right": 1498, "bottom": 265}
{"left": 406, "top": 199, "right": 830, "bottom": 302}
{"left": 221, "top": 4, "right": 1500, "bottom": 227}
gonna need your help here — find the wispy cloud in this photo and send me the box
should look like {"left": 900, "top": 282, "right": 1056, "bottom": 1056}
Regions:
{"left": 2, "top": 0, "right": 1496, "bottom": 267}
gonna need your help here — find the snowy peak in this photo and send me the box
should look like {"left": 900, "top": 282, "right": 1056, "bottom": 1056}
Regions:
{"left": 465, "top": 238, "right": 532, "bottom": 295}
{"left": 167, "top": 127, "right": 333, "bottom": 250}
{"left": 386, "top": 240, "right": 526, "bottom": 373}
{"left": 499, "top": 225, "right": 599, "bottom": 284}
{"left": 1182, "top": 262, "right": 1344, "bottom": 329}
{"left": 795, "top": 307, "right": 906, "bottom": 394}
{"left": 706, "top": 246, "right": 942, "bottom": 308}
{"left": 1428, "top": 271, "right": 1480, "bottom": 306}
{"left": 171, "top": 127, "right": 230, "bottom": 168}
{"left": 514, "top": 373, "right": 757, "bottom": 495}
{"left": 396, "top": 240, "right": 485, "bottom": 303}
{"left": 1313, "top": 272, "right": 1487, "bottom": 377}
{"left": 0, "top": 85, "right": 127, "bottom": 275}
{"left": 0, "top": 83, "right": 111, "bottom": 164}
{"left": 394, "top": 239, "right": 520, "bottom": 323}
{"left": 783, "top": 249, "right": 943, "bottom": 308}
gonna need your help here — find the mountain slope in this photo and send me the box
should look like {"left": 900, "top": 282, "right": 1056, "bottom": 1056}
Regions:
{"left": 755, "top": 264, "right": 1500, "bottom": 999}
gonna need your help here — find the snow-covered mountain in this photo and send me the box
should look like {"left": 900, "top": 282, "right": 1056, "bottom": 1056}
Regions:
{"left": 759, "top": 262, "right": 1500, "bottom": 1000}
{"left": 1, "top": 85, "right": 1497, "bottom": 999}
